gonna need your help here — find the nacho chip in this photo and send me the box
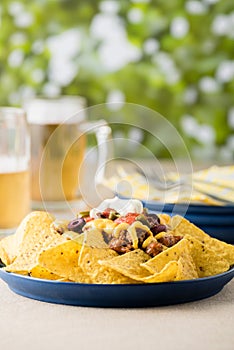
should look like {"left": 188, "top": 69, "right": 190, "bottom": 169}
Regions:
{"left": 208, "top": 238, "right": 234, "bottom": 266}
{"left": 184, "top": 234, "right": 229, "bottom": 277}
{"left": 78, "top": 245, "right": 135, "bottom": 284}
{"left": 4, "top": 211, "right": 67, "bottom": 274}
{"left": 172, "top": 216, "right": 234, "bottom": 265}
{"left": 158, "top": 213, "right": 172, "bottom": 226}
{"left": 172, "top": 215, "right": 210, "bottom": 240}
{"left": 0, "top": 235, "right": 15, "bottom": 265}
{"left": 0, "top": 211, "right": 55, "bottom": 265}
{"left": 38, "top": 240, "right": 91, "bottom": 283}
{"left": 62, "top": 231, "right": 84, "bottom": 244}
{"left": 7, "top": 265, "right": 63, "bottom": 280}
{"left": 176, "top": 253, "right": 198, "bottom": 280}
{"left": 99, "top": 250, "right": 179, "bottom": 283}
{"left": 83, "top": 229, "right": 109, "bottom": 248}
{"left": 142, "top": 238, "right": 190, "bottom": 274}
{"left": 99, "top": 249, "right": 151, "bottom": 280}
{"left": 30, "top": 265, "right": 63, "bottom": 280}
{"left": 139, "top": 261, "right": 178, "bottom": 283}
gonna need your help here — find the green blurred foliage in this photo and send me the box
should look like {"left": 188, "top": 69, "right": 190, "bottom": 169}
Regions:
{"left": 0, "top": 0, "right": 233, "bottom": 160}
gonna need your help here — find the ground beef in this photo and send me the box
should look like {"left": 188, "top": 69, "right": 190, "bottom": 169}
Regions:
{"left": 145, "top": 241, "right": 164, "bottom": 257}
{"left": 135, "top": 228, "right": 151, "bottom": 247}
{"left": 108, "top": 230, "right": 133, "bottom": 254}
{"left": 158, "top": 234, "right": 183, "bottom": 247}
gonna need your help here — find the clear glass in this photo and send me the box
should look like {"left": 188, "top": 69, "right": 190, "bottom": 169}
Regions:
{"left": 24, "top": 96, "right": 112, "bottom": 210}
{"left": 0, "top": 107, "right": 30, "bottom": 235}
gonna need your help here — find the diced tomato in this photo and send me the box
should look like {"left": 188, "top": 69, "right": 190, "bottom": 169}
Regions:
{"left": 102, "top": 208, "right": 114, "bottom": 218}
{"left": 114, "top": 213, "right": 139, "bottom": 225}
{"left": 84, "top": 216, "right": 94, "bottom": 223}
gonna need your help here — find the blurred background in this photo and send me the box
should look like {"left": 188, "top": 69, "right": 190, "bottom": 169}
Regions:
{"left": 0, "top": 0, "right": 233, "bottom": 161}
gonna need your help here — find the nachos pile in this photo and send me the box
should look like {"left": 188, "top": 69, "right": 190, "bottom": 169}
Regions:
{"left": 1, "top": 198, "right": 234, "bottom": 284}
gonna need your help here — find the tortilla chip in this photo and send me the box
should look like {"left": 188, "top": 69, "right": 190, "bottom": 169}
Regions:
{"left": 99, "top": 249, "right": 151, "bottom": 280}
{"left": 0, "top": 235, "right": 15, "bottom": 265}
{"left": 62, "top": 230, "right": 84, "bottom": 243}
{"left": 171, "top": 215, "right": 210, "bottom": 240}
{"left": 159, "top": 213, "right": 172, "bottom": 226}
{"left": 0, "top": 211, "right": 55, "bottom": 266}
{"left": 208, "top": 238, "right": 234, "bottom": 266}
{"left": 83, "top": 229, "right": 109, "bottom": 248}
{"left": 30, "top": 265, "right": 63, "bottom": 280}
{"left": 99, "top": 250, "right": 179, "bottom": 283}
{"left": 176, "top": 253, "right": 198, "bottom": 280}
{"left": 38, "top": 240, "right": 91, "bottom": 283}
{"left": 184, "top": 234, "right": 230, "bottom": 277}
{"left": 142, "top": 238, "right": 190, "bottom": 274}
{"left": 172, "top": 216, "right": 234, "bottom": 265}
{"left": 78, "top": 245, "right": 135, "bottom": 284}
{"left": 4, "top": 211, "right": 67, "bottom": 274}
{"left": 140, "top": 261, "right": 178, "bottom": 283}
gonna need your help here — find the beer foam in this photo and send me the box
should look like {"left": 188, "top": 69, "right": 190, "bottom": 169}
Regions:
{"left": 0, "top": 156, "right": 28, "bottom": 173}
{"left": 24, "top": 97, "right": 86, "bottom": 125}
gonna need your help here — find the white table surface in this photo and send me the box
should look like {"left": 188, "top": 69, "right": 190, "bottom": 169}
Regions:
{"left": 0, "top": 278, "right": 233, "bottom": 350}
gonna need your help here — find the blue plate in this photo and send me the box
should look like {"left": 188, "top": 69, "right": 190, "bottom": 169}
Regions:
{"left": 0, "top": 267, "right": 233, "bottom": 307}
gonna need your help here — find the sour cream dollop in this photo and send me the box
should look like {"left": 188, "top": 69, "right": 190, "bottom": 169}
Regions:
{"left": 90, "top": 197, "right": 144, "bottom": 219}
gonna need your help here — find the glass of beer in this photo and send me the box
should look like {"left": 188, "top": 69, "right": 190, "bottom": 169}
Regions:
{"left": 25, "top": 96, "right": 112, "bottom": 210}
{"left": 0, "top": 107, "right": 30, "bottom": 235}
